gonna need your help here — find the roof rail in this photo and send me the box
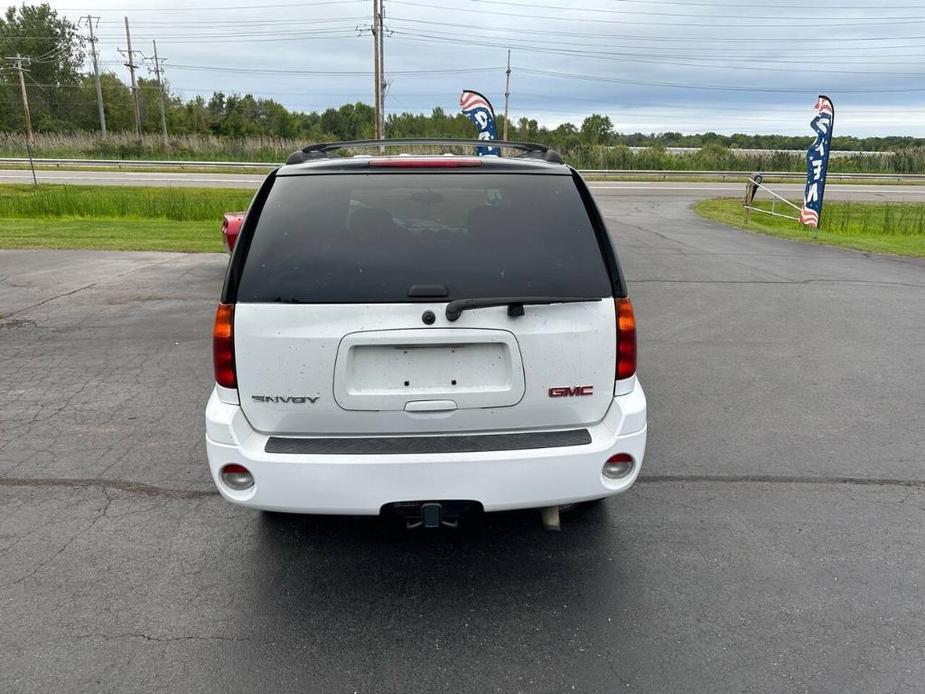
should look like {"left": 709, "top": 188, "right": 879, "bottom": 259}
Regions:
{"left": 285, "top": 138, "right": 562, "bottom": 165}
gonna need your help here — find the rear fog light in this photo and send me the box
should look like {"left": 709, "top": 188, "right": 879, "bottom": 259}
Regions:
{"left": 221, "top": 463, "right": 254, "bottom": 490}
{"left": 603, "top": 453, "right": 635, "bottom": 480}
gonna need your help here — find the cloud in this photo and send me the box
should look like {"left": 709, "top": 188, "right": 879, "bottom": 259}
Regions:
{"left": 59, "top": 0, "right": 925, "bottom": 135}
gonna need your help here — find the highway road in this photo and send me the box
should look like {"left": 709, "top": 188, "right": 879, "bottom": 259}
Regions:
{"left": 3, "top": 166, "right": 925, "bottom": 200}
{"left": 1, "top": 192, "right": 924, "bottom": 692}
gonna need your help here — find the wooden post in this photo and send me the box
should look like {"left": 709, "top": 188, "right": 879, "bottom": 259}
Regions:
{"left": 372, "top": 0, "right": 381, "bottom": 139}
{"left": 502, "top": 49, "right": 511, "bottom": 141}
{"left": 124, "top": 18, "right": 142, "bottom": 138}
{"left": 743, "top": 180, "right": 751, "bottom": 224}
{"left": 152, "top": 40, "right": 168, "bottom": 148}
{"left": 15, "top": 55, "right": 33, "bottom": 146}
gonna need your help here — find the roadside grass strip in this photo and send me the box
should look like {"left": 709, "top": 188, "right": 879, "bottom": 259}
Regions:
{"left": 0, "top": 184, "right": 253, "bottom": 221}
{"left": 695, "top": 198, "right": 925, "bottom": 257}
{"left": 0, "top": 218, "right": 221, "bottom": 252}
{"left": 0, "top": 184, "right": 255, "bottom": 252}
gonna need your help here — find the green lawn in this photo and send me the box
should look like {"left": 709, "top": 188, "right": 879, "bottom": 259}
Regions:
{"left": 0, "top": 184, "right": 254, "bottom": 252}
{"left": 0, "top": 183, "right": 254, "bottom": 220}
{"left": 694, "top": 198, "right": 925, "bottom": 257}
{"left": 0, "top": 218, "right": 222, "bottom": 252}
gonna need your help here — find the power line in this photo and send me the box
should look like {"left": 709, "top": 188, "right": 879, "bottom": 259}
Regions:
{"left": 117, "top": 17, "right": 142, "bottom": 137}
{"left": 388, "top": 0, "right": 925, "bottom": 27}
{"left": 95, "top": 16, "right": 364, "bottom": 27}
{"left": 2, "top": 54, "right": 33, "bottom": 144}
{"left": 578, "top": 0, "right": 925, "bottom": 8}
{"left": 460, "top": 0, "right": 925, "bottom": 20}
{"left": 383, "top": 17, "right": 925, "bottom": 53}
{"left": 383, "top": 15, "right": 925, "bottom": 43}
{"left": 163, "top": 63, "right": 503, "bottom": 75}
{"left": 389, "top": 30, "right": 925, "bottom": 76}
{"left": 141, "top": 40, "right": 168, "bottom": 146}
{"left": 517, "top": 66, "right": 925, "bottom": 93}
{"left": 372, "top": 0, "right": 381, "bottom": 138}
{"left": 80, "top": 15, "right": 106, "bottom": 136}
{"left": 56, "top": 0, "right": 366, "bottom": 11}
{"left": 378, "top": 0, "right": 386, "bottom": 138}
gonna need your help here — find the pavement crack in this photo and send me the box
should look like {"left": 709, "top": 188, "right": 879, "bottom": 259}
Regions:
{"left": 5, "top": 256, "right": 180, "bottom": 318}
{"left": 2, "top": 486, "right": 113, "bottom": 588}
{"left": 639, "top": 474, "right": 925, "bottom": 488}
{"left": 628, "top": 278, "right": 925, "bottom": 288}
{"left": 2, "top": 474, "right": 922, "bottom": 502}
{"left": 0, "top": 477, "right": 218, "bottom": 499}
{"left": 68, "top": 632, "right": 252, "bottom": 644}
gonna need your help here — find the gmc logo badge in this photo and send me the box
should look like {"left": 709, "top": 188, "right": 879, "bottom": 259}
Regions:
{"left": 548, "top": 385, "right": 594, "bottom": 398}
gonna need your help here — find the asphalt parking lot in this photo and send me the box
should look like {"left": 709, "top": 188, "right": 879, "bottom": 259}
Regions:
{"left": 2, "top": 192, "right": 924, "bottom": 693}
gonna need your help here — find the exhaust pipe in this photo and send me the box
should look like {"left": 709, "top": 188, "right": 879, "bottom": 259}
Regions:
{"left": 541, "top": 505, "right": 561, "bottom": 531}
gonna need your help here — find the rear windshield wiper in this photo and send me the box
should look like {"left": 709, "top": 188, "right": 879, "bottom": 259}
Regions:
{"left": 445, "top": 296, "right": 601, "bottom": 322}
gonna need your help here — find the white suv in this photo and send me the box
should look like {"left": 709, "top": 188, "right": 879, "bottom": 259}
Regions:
{"left": 205, "top": 139, "right": 646, "bottom": 527}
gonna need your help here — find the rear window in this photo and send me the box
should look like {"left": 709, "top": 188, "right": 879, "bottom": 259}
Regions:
{"left": 236, "top": 172, "right": 612, "bottom": 303}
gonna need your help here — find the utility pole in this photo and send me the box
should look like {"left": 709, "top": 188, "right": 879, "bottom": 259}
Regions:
{"left": 372, "top": 0, "right": 381, "bottom": 139}
{"left": 120, "top": 17, "right": 142, "bottom": 138}
{"left": 2, "top": 53, "right": 35, "bottom": 181}
{"left": 378, "top": 0, "right": 386, "bottom": 139}
{"left": 502, "top": 49, "right": 511, "bottom": 141}
{"left": 150, "top": 40, "right": 168, "bottom": 147}
{"left": 83, "top": 15, "right": 107, "bottom": 137}
{"left": 8, "top": 54, "right": 33, "bottom": 145}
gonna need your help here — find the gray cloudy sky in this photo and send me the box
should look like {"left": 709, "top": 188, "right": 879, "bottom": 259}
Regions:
{"left": 52, "top": 0, "right": 925, "bottom": 136}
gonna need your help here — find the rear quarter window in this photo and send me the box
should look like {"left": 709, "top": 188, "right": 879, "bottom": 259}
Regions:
{"left": 235, "top": 172, "right": 612, "bottom": 303}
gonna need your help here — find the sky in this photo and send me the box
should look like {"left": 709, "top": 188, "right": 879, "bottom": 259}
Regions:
{"left": 47, "top": 0, "right": 925, "bottom": 136}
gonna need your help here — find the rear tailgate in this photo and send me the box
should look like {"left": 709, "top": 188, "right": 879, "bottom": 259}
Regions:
{"left": 229, "top": 168, "right": 618, "bottom": 436}
{"left": 234, "top": 301, "right": 614, "bottom": 435}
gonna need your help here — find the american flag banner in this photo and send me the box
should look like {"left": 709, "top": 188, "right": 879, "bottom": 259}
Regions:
{"left": 800, "top": 95, "right": 835, "bottom": 228}
{"left": 459, "top": 89, "right": 500, "bottom": 156}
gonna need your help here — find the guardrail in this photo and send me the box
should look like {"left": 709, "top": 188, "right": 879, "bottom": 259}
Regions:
{"left": 578, "top": 170, "right": 925, "bottom": 182}
{"left": 0, "top": 157, "right": 275, "bottom": 169}
{"left": 3, "top": 158, "right": 925, "bottom": 182}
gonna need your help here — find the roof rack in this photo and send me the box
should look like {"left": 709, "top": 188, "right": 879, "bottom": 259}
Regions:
{"left": 285, "top": 138, "right": 563, "bottom": 165}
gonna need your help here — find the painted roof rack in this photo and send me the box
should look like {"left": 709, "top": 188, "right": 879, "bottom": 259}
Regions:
{"left": 285, "top": 138, "right": 563, "bottom": 165}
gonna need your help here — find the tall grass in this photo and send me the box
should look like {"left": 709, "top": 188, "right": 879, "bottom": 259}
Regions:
{"left": 0, "top": 132, "right": 302, "bottom": 162}
{"left": 812, "top": 201, "right": 925, "bottom": 236}
{"left": 2, "top": 132, "right": 922, "bottom": 174}
{"left": 742, "top": 199, "right": 925, "bottom": 236}
{"left": 0, "top": 185, "right": 255, "bottom": 221}
{"left": 694, "top": 198, "right": 925, "bottom": 257}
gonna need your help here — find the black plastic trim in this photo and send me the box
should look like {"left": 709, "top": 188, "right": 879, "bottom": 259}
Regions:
{"left": 569, "top": 167, "right": 627, "bottom": 298}
{"left": 221, "top": 168, "right": 279, "bottom": 304}
{"left": 265, "top": 429, "right": 592, "bottom": 455}
{"left": 300, "top": 137, "right": 549, "bottom": 154}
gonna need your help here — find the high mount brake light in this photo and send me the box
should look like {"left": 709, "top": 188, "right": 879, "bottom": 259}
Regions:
{"left": 213, "top": 303, "right": 237, "bottom": 389}
{"left": 368, "top": 158, "right": 482, "bottom": 168}
{"left": 616, "top": 297, "right": 637, "bottom": 381}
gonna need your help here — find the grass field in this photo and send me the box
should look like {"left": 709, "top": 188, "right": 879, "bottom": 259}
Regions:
{"left": 0, "top": 184, "right": 255, "bottom": 252}
{"left": 694, "top": 198, "right": 925, "bottom": 257}
{"left": 0, "top": 184, "right": 254, "bottom": 220}
{"left": 0, "top": 218, "right": 221, "bottom": 252}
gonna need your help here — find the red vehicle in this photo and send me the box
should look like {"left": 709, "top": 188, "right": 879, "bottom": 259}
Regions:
{"left": 221, "top": 212, "right": 246, "bottom": 253}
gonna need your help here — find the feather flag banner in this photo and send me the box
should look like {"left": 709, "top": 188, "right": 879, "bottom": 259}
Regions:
{"left": 800, "top": 95, "right": 835, "bottom": 229}
{"left": 460, "top": 89, "right": 500, "bottom": 156}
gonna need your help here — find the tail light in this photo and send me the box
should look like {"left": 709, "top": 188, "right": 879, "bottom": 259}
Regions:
{"left": 616, "top": 297, "right": 636, "bottom": 380}
{"left": 369, "top": 158, "right": 482, "bottom": 168}
{"left": 213, "top": 303, "right": 236, "bottom": 388}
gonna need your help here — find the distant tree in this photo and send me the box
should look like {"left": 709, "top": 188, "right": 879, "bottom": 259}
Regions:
{"left": 580, "top": 114, "right": 613, "bottom": 145}
{"left": 0, "top": 3, "right": 84, "bottom": 131}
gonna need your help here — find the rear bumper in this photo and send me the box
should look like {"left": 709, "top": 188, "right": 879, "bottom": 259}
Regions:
{"left": 204, "top": 381, "right": 646, "bottom": 514}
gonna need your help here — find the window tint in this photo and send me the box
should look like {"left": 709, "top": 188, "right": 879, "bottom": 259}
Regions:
{"left": 236, "top": 172, "right": 612, "bottom": 303}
